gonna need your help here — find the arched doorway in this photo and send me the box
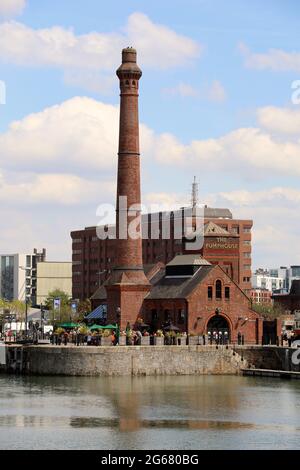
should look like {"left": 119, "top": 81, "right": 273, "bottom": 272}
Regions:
{"left": 207, "top": 315, "right": 231, "bottom": 344}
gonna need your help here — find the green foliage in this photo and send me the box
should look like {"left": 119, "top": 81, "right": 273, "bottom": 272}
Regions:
{"left": 78, "top": 325, "right": 89, "bottom": 335}
{"left": 0, "top": 298, "right": 27, "bottom": 323}
{"left": 55, "top": 328, "right": 65, "bottom": 336}
{"left": 252, "top": 303, "right": 284, "bottom": 320}
{"left": 76, "top": 299, "right": 92, "bottom": 322}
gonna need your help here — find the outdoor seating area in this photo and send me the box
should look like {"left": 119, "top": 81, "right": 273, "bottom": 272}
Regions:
{"left": 48, "top": 320, "right": 221, "bottom": 347}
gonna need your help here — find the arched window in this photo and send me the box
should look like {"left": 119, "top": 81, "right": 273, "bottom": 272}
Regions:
{"left": 208, "top": 286, "right": 213, "bottom": 299}
{"left": 132, "top": 80, "right": 136, "bottom": 87}
{"left": 125, "top": 80, "right": 130, "bottom": 86}
{"left": 216, "top": 280, "right": 222, "bottom": 299}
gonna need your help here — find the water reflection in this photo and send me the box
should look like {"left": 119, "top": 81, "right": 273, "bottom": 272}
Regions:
{"left": 0, "top": 374, "right": 299, "bottom": 449}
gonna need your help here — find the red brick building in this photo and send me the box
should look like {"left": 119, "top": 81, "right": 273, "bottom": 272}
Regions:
{"left": 91, "top": 254, "right": 262, "bottom": 343}
{"left": 251, "top": 288, "right": 273, "bottom": 305}
{"left": 71, "top": 213, "right": 253, "bottom": 301}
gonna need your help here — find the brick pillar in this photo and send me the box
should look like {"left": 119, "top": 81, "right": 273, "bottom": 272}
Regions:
{"left": 106, "top": 48, "right": 150, "bottom": 329}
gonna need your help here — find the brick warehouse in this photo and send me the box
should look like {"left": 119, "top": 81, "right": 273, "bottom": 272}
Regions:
{"left": 71, "top": 48, "right": 261, "bottom": 343}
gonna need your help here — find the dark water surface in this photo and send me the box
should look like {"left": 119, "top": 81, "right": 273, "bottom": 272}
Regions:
{"left": 0, "top": 374, "right": 299, "bottom": 450}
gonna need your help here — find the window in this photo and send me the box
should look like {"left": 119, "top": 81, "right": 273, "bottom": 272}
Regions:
{"left": 164, "top": 309, "right": 171, "bottom": 321}
{"left": 243, "top": 226, "right": 251, "bottom": 233}
{"left": 232, "top": 226, "right": 239, "bottom": 234}
{"left": 208, "top": 286, "right": 213, "bottom": 299}
{"left": 216, "top": 280, "right": 222, "bottom": 299}
{"left": 243, "top": 240, "right": 251, "bottom": 246}
{"left": 178, "top": 309, "right": 185, "bottom": 324}
{"left": 243, "top": 277, "right": 250, "bottom": 282}
{"left": 244, "top": 253, "right": 251, "bottom": 258}
{"left": 151, "top": 309, "right": 158, "bottom": 320}
{"left": 225, "top": 287, "right": 230, "bottom": 299}
{"left": 244, "top": 265, "right": 251, "bottom": 270}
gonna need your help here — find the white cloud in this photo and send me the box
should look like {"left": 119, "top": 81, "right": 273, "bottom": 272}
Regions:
{"left": 0, "top": 171, "right": 114, "bottom": 206}
{"left": 1, "top": 98, "right": 300, "bottom": 181}
{"left": 0, "top": 13, "right": 201, "bottom": 92}
{"left": 152, "top": 127, "right": 300, "bottom": 178}
{"left": 0, "top": 0, "right": 25, "bottom": 17}
{"left": 239, "top": 42, "right": 300, "bottom": 72}
{"left": 126, "top": 13, "right": 201, "bottom": 69}
{"left": 0, "top": 97, "right": 119, "bottom": 174}
{"left": 257, "top": 106, "right": 300, "bottom": 135}
{"left": 207, "top": 80, "right": 227, "bottom": 102}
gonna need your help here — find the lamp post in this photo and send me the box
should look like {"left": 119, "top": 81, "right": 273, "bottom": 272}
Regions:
{"left": 116, "top": 307, "right": 121, "bottom": 345}
{"left": 25, "top": 297, "right": 28, "bottom": 340}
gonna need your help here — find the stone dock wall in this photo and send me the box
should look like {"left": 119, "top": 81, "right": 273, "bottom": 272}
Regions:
{"left": 235, "top": 346, "right": 300, "bottom": 372}
{"left": 3, "top": 345, "right": 246, "bottom": 376}
{"left": 1, "top": 345, "right": 299, "bottom": 376}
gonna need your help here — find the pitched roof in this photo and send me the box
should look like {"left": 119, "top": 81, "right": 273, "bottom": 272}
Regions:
{"left": 167, "top": 255, "right": 211, "bottom": 267}
{"left": 90, "top": 284, "right": 107, "bottom": 301}
{"left": 85, "top": 304, "right": 107, "bottom": 320}
{"left": 90, "top": 262, "right": 164, "bottom": 300}
{"left": 146, "top": 265, "right": 214, "bottom": 300}
{"left": 204, "top": 221, "right": 230, "bottom": 236}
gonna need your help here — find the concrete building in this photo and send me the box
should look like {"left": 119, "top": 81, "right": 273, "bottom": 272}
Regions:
{"left": 252, "top": 269, "right": 284, "bottom": 293}
{"left": 34, "top": 262, "right": 72, "bottom": 306}
{"left": 0, "top": 249, "right": 72, "bottom": 307}
{"left": 252, "top": 266, "right": 300, "bottom": 294}
{"left": 0, "top": 249, "right": 46, "bottom": 302}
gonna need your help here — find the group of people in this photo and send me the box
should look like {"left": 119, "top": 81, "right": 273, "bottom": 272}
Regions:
{"left": 49, "top": 329, "right": 119, "bottom": 347}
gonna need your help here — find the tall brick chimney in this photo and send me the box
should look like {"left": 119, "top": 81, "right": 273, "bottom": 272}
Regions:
{"left": 105, "top": 48, "right": 150, "bottom": 329}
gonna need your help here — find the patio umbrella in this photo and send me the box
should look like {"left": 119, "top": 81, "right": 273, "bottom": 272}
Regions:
{"left": 92, "top": 324, "right": 118, "bottom": 330}
{"left": 90, "top": 325, "right": 103, "bottom": 331}
{"left": 136, "top": 322, "right": 149, "bottom": 328}
{"left": 163, "top": 324, "right": 180, "bottom": 332}
{"left": 60, "top": 322, "right": 80, "bottom": 329}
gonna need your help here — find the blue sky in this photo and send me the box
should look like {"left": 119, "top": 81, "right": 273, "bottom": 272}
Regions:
{"left": 0, "top": 0, "right": 299, "bottom": 268}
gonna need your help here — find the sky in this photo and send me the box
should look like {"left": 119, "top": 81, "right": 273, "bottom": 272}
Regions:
{"left": 0, "top": 0, "right": 299, "bottom": 268}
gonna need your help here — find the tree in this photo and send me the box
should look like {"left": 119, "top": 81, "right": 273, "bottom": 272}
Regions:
{"left": 45, "top": 289, "right": 72, "bottom": 325}
{"left": 9, "top": 300, "right": 27, "bottom": 325}
{"left": 252, "top": 303, "right": 284, "bottom": 320}
{"left": 76, "top": 299, "right": 92, "bottom": 322}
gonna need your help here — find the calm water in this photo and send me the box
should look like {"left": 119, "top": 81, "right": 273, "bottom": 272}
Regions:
{"left": 0, "top": 374, "right": 299, "bottom": 450}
